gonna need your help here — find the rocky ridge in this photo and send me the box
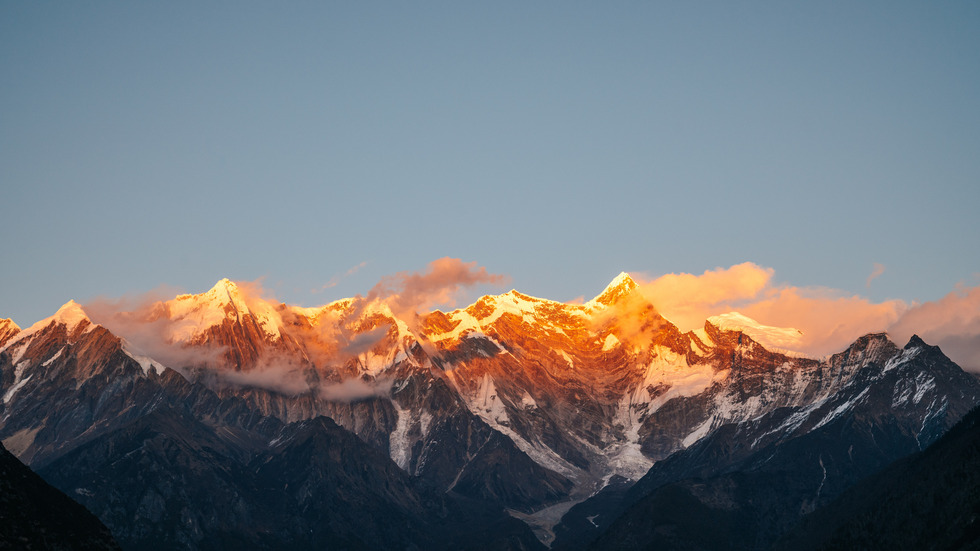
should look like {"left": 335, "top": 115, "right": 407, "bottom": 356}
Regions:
{"left": 1, "top": 274, "right": 978, "bottom": 548}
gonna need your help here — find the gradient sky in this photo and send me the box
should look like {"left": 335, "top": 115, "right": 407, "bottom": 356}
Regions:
{"left": 2, "top": 2, "right": 979, "bottom": 328}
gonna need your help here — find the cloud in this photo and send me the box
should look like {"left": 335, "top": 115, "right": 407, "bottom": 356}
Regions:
{"left": 634, "top": 263, "right": 774, "bottom": 331}
{"left": 738, "top": 287, "right": 905, "bottom": 357}
{"left": 313, "top": 261, "right": 369, "bottom": 293}
{"left": 336, "top": 258, "right": 509, "bottom": 354}
{"left": 335, "top": 325, "right": 391, "bottom": 358}
{"left": 631, "top": 263, "right": 980, "bottom": 369}
{"left": 632, "top": 263, "right": 906, "bottom": 357}
{"left": 866, "top": 263, "right": 886, "bottom": 288}
{"left": 84, "top": 289, "right": 230, "bottom": 372}
{"left": 366, "top": 257, "right": 508, "bottom": 319}
{"left": 318, "top": 377, "right": 394, "bottom": 402}
{"left": 217, "top": 359, "right": 312, "bottom": 395}
{"left": 888, "top": 284, "right": 980, "bottom": 371}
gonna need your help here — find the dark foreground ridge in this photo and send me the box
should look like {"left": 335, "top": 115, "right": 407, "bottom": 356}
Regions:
{"left": 0, "top": 441, "right": 119, "bottom": 550}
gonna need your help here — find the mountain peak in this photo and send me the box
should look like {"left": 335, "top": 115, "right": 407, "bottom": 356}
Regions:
{"left": 591, "top": 272, "right": 639, "bottom": 306}
{"left": 172, "top": 278, "right": 249, "bottom": 314}
{"left": 211, "top": 277, "right": 238, "bottom": 292}
{"left": 904, "top": 334, "right": 943, "bottom": 357}
{"left": 167, "top": 278, "right": 285, "bottom": 342}
{"left": 0, "top": 318, "right": 21, "bottom": 348}
{"left": 6, "top": 300, "right": 95, "bottom": 349}
{"left": 207, "top": 278, "right": 244, "bottom": 303}
{"left": 52, "top": 300, "right": 92, "bottom": 329}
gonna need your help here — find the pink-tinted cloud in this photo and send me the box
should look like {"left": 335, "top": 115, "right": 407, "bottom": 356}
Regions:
{"left": 313, "top": 261, "right": 369, "bottom": 294}
{"left": 888, "top": 284, "right": 980, "bottom": 371}
{"left": 84, "top": 288, "right": 230, "bottom": 371}
{"left": 366, "top": 257, "right": 508, "bottom": 319}
{"left": 634, "top": 263, "right": 774, "bottom": 331}
{"left": 632, "top": 263, "right": 906, "bottom": 357}
{"left": 738, "top": 287, "right": 905, "bottom": 357}
{"left": 866, "top": 263, "right": 886, "bottom": 288}
{"left": 338, "top": 257, "right": 509, "bottom": 354}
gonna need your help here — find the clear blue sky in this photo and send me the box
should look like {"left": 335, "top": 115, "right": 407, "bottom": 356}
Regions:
{"left": 2, "top": 1, "right": 979, "bottom": 326}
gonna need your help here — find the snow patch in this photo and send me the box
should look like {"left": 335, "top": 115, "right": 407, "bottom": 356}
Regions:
{"left": 708, "top": 312, "right": 804, "bottom": 354}
{"left": 122, "top": 347, "right": 166, "bottom": 375}
{"left": 389, "top": 403, "right": 412, "bottom": 470}
{"left": 812, "top": 387, "right": 870, "bottom": 430}
{"left": 884, "top": 346, "right": 921, "bottom": 373}
{"left": 682, "top": 417, "right": 713, "bottom": 448}
{"left": 475, "top": 374, "right": 509, "bottom": 425}
{"left": 41, "top": 347, "right": 65, "bottom": 367}
{"left": 602, "top": 334, "right": 620, "bottom": 352}
{"left": 3, "top": 373, "right": 32, "bottom": 404}
{"left": 693, "top": 327, "right": 714, "bottom": 348}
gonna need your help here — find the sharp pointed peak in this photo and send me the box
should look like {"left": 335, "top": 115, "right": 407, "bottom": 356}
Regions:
{"left": 904, "top": 334, "right": 940, "bottom": 352}
{"left": 54, "top": 300, "right": 90, "bottom": 321}
{"left": 0, "top": 318, "right": 22, "bottom": 348}
{"left": 209, "top": 278, "right": 241, "bottom": 294}
{"left": 17, "top": 300, "right": 94, "bottom": 336}
{"left": 174, "top": 278, "right": 247, "bottom": 304}
{"left": 609, "top": 272, "right": 637, "bottom": 287}
{"left": 168, "top": 278, "right": 253, "bottom": 325}
{"left": 590, "top": 272, "right": 639, "bottom": 306}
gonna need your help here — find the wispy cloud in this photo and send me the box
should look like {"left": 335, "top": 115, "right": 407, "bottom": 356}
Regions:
{"left": 631, "top": 263, "right": 906, "bottom": 357}
{"left": 631, "top": 263, "right": 980, "bottom": 370}
{"left": 866, "top": 263, "right": 886, "bottom": 288}
{"left": 338, "top": 257, "right": 509, "bottom": 354}
{"left": 888, "top": 283, "right": 980, "bottom": 371}
{"left": 313, "top": 261, "right": 369, "bottom": 293}
{"left": 365, "top": 257, "right": 508, "bottom": 319}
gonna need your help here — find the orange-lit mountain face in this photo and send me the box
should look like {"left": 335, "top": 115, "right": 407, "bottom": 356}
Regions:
{"left": 0, "top": 319, "right": 20, "bottom": 349}
{"left": 1, "top": 274, "right": 979, "bottom": 548}
{"left": 4, "top": 276, "right": 975, "bottom": 484}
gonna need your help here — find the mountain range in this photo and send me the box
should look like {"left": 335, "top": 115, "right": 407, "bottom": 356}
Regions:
{"left": 1, "top": 274, "right": 977, "bottom": 549}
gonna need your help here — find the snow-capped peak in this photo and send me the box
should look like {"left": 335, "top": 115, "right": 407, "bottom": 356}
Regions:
{"left": 590, "top": 272, "right": 639, "bottom": 306}
{"left": 52, "top": 300, "right": 91, "bottom": 327}
{"left": 166, "top": 279, "right": 283, "bottom": 341}
{"left": 206, "top": 278, "right": 249, "bottom": 312}
{"left": 0, "top": 318, "right": 21, "bottom": 348}
{"left": 1, "top": 300, "right": 95, "bottom": 353}
{"left": 707, "top": 312, "right": 804, "bottom": 353}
